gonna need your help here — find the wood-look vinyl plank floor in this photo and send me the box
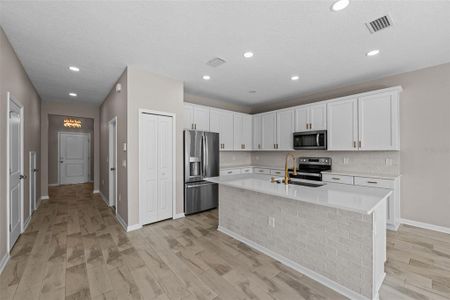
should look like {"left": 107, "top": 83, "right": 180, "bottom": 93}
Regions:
{"left": 1, "top": 183, "right": 449, "bottom": 300}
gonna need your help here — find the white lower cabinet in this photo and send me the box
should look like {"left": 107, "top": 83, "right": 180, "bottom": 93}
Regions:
{"left": 323, "top": 172, "right": 400, "bottom": 230}
{"left": 139, "top": 113, "right": 174, "bottom": 225}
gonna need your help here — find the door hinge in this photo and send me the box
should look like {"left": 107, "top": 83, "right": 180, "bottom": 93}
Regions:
{"left": 9, "top": 224, "right": 11, "bottom": 232}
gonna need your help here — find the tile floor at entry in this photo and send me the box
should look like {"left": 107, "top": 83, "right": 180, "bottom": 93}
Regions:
{"left": 0, "top": 184, "right": 449, "bottom": 300}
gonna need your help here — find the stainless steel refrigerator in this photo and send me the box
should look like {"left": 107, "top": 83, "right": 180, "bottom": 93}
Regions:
{"left": 184, "top": 130, "right": 219, "bottom": 215}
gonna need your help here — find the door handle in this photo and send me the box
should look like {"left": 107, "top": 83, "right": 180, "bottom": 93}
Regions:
{"left": 19, "top": 174, "right": 27, "bottom": 180}
{"left": 110, "top": 168, "right": 116, "bottom": 171}
{"left": 60, "top": 160, "right": 64, "bottom": 163}
{"left": 33, "top": 168, "right": 39, "bottom": 172}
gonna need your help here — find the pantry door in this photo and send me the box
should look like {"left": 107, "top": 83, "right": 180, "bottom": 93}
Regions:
{"left": 139, "top": 112, "right": 174, "bottom": 225}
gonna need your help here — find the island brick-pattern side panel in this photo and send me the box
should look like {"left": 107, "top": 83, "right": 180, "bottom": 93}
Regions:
{"left": 219, "top": 185, "right": 374, "bottom": 298}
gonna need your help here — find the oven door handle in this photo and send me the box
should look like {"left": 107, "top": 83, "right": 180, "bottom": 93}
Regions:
{"left": 292, "top": 172, "right": 322, "bottom": 177}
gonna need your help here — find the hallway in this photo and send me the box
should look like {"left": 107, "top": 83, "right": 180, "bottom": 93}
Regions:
{"left": 1, "top": 184, "right": 450, "bottom": 300}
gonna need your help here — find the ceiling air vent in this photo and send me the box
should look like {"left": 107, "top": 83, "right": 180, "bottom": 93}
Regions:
{"left": 206, "top": 57, "right": 226, "bottom": 68}
{"left": 366, "top": 15, "right": 393, "bottom": 33}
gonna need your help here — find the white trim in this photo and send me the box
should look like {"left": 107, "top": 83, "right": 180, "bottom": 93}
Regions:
{"left": 114, "top": 213, "right": 142, "bottom": 232}
{"left": 108, "top": 116, "right": 118, "bottom": 215}
{"left": 48, "top": 183, "right": 59, "bottom": 187}
{"left": 99, "top": 191, "right": 109, "bottom": 205}
{"left": 386, "top": 223, "right": 400, "bottom": 231}
{"left": 400, "top": 218, "right": 450, "bottom": 234}
{"left": 39, "top": 195, "right": 49, "bottom": 201}
{"left": 138, "top": 109, "right": 177, "bottom": 226}
{"left": 173, "top": 213, "right": 185, "bottom": 219}
{"left": 58, "top": 131, "right": 91, "bottom": 185}
{"left": 218, "top": 226, "right": 370, "bottom": 300}
{"left": 127, "top": 223, "right": 143, "bottom": 232}
{"left": 93, "top": 189, "right": 100, "bottom": 194}
{"left": 0, "top": 253, "right": 10, "bottom": 274}
{"left": 6, "top": 92, "right": 25, "bottom": 253}
{"left": 23, "top": 215, "right": 31, "bottom": 232}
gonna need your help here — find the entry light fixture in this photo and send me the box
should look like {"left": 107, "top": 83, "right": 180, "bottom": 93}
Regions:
{"left": 243, "top": 51, "right": 254, "bottom": 58}
{"left": 202, "top": 75, "right": 211, "bottom": 80}
{"left": 64, "top": 118, "right": 82, "bottom": 128}
{"left": 291, "top": 75, "right": 300, "bottom": 81}
{"left": 69, "top": 92, "right": 77, "bottom": 97}
{"left": 366, "top": 49, "right": 380, "bottom": 56}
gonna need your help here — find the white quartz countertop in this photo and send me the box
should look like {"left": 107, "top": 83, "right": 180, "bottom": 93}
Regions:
{"left": 206, "top": 174, "right": 392, "bottom": 214}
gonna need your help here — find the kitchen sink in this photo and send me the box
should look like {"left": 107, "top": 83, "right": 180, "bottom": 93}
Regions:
{"left": 271, "top": 178, "right": 325, "bottom": 188}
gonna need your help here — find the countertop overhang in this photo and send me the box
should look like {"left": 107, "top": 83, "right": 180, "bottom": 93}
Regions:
{"left": 206, "top": 174, "right": 392, "bottom": 214}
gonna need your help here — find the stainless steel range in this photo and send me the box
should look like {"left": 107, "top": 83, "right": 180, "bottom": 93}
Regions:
{"left": 289, "top": 157, "right": 331, "bottom": 181}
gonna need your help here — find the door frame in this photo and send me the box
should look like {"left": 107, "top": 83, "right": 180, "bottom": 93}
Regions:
{"left": 57, "top": 131, "right": 91, "bottom": 185}
{"left": 6, "top": 92, "right": 24, "bottom": 252}
{"left": 29, "top": 151, "right": 37, "bottom": 213}
{"left": 108, "top": 116, "right": 118, "bottom": 214}
{"left": 138, "top": 109, "right": 177, "bottom": 226}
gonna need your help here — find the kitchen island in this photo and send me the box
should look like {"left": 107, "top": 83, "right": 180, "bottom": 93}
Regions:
{"left": 206, "top": 174, "right": 391, "bottom": 300}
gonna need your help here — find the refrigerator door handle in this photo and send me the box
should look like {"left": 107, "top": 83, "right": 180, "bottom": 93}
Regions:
{"left": 201, "top": 135, "right": 206, "bottom": 177}
{"left": 204, "top": 134, "right": 208, "bottom": 176}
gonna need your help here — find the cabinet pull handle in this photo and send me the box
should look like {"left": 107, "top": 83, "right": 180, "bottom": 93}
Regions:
{"left": 358, "top": 141, "right": 362, "bottom": 148}
{"left": 353, "top": 141, "right": 356, "bottom": 148}
{"left": 367, "top": 181, "right": 378, "bottom": 184}
{"left": 332, "top": 177, "right": 341, "bottom": 180}
{"left": 227, "top": 171, "right": 232, "bottom": 174}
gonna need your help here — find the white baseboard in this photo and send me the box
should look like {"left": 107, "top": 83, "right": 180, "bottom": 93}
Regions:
{"left": 39, "top": 195, "right": 49, "bottom": 201}
{"left": 23, "top": 215, "right": 31, "bottom": 232}
{"left": 400, "top": 218, "right": 450, "bottom": 234}
{"left": 93, "top": 189, "right": 100, "bottom": 194}
{"left": 48, "top": 183, "right": 59, "bottom": 187}
{"left": 0, "top": 253, "right": 10, "bottom": 274}
{"left": 218, "top": 226, "right": 369, "bottom": 300}
{"left": 114, "top": 213, "right": 142, "bottom": 232}
{"left": 173, "top": 213, "right": 185, "bottom": 219}
{"left": 98, "top": 191, "right": 109, "bottom": 206}
{"left": 386, "top": 223, "right": 400, "bottom": 231}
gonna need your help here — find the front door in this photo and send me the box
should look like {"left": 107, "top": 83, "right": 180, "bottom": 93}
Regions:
{"left": 59, "top": 132, "right": 90, "bottom": 185}
{"left": 9, "top": 99, "right": 22, "bottom": 249}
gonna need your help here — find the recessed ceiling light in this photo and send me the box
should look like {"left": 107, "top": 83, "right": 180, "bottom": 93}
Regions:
{"left": 366, "top": 49, "right": 380, "bottom": 56}
{"left": 69, "top": 92, "right": 77, "bottom": 97}
{"left": 68, "top": 66, "right": 80, "bottom": 72}
{"left": 243, "top": 51, "right": 254, "bottom": 58}
{"left": 291, "top": 75, "right": 300, "bottom": 81}
{"left": 202, "top": 75, "right": 211, "bottom": 80}
{"left": 331, "top": 0, "right": 350, "bottom": 11}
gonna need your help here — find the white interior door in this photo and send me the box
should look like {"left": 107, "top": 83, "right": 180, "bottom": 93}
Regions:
{"left": 140, "top": 112, "right": 173, "bottom": 225}
{"left": 29, "top": 151, "right": 37, "bottom": 212}
{"left": 109, "top": 119, "right": 117, "bottom": 208}
{"left": 59, "top": 132, "right": 90, "bottom": 184}
{"left": 9, "top": 99, "right": 22, "bottom": 249}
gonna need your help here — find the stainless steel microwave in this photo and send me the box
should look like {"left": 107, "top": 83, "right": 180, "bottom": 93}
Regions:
{"left": 293, "top": 130, "right": 327, "bottom": 150}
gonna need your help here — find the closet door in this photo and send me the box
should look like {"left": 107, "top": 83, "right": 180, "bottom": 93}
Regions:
{"left": 140, "top": 113, "right": 173, "bottom": 225}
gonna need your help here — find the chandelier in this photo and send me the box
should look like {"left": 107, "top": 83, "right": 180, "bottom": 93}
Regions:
{"left": 64, "top": 118, "right": 82, "bottom": 128}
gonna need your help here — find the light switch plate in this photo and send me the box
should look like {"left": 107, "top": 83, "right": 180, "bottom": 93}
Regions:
{"left": 122, "top": 160, "right": 127, "bottom": 168}
{"left": 343, "top": 157, "right": 349, "bottom": 165}
{"left": 123, "top": 143, "right": 127, "bottom": 151}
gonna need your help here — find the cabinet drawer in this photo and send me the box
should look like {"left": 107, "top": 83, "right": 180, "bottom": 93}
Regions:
{"left": 220, "top": 169, "right": 241, "bottom": 176}
{"left": 241, "top": 167, "right": 253, "bottom": 174}
{"left": 254, "top": 168, "right": 270, "bottom": 175}
{"left": 354, "top": 177, "right": 394, "bottom": 189}
{"left": 270, "top": 169, "right": 284, "bottom": 176}
{"left": 322, "top": 174, "right": 354, "bottom": 185}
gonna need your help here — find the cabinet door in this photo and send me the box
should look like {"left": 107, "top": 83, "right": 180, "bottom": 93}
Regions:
{"left": 252, "top": 114, "right": 262, "bottom": 150}
{"left": 276, "top": 110, "right": 294, "bottom": 150}
{"left": 310, "top": 103, "right": 327, "bottom": 130}
{"left": 242, "top": 114, "right": 252, "bottom": 150}
{"left": 193, "top": 106, "right": 210, "bottom": 131}
{"left": 221, "top": 111, "right": 234, "bottom": 150}
{"left": 183, "top": 104, "right": 194, "bottom": 130}
{"left": 358, "top": 93, "right": 399, "bottom": 150}
{"left": 294, "top": 106, "right": 309, "bottom": 132}
{"left": 327, "top": 98, "right": 358, "bottom": 151}
{"left": 233, "top": 113, "right": 243, "bottom": 150}
{"left": 261, "top": 112, "right": 277, "bottom": 150}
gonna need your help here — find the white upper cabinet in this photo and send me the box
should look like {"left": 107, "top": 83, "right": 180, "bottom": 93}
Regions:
{"left": 184, "top": 104, "right": 194, "bottom": 130}
{"left": 327, "top": 98, "right": 359, "bottom": 151}
{"left": 309, "top": 103, "right": 327, "bottom": 131}
{"left": 183, "top": 103, "right": 210, "bottom": 131}
{"left": 210, "top": 108, "right": 234, "bottom": 150}
{"left": 252, "top": 114, "right": 262, "bottom": 150}
{"left": 294, "top": 103, "right": 326, "bottom": 132}
{"left": 261, "top": 112, "right": 277, "bottom": 150}
{"left": 233, "top": 113, "right": 252, "bottom": 150}
{"left": 327, "top": 88, "right": 401, "bottom": 151}
{"left": 276, "top": 109, "right": 294, "bottom": 150}
{"left": 358, "top": 92, "right": 399, "bottom": 150}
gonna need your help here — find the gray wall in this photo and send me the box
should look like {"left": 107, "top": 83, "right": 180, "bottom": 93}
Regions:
{"left": 100, "top": 69, "right": 128, "bottom": 223}
{"left": 0, "top": 27, "right": 41, "bottom": 260}
{"left": 47, "top": 115, "right": 94, "bottom": 185}
{"left": 127, "top": 66, "right": 184, "bottom": 225}
{"left": 41, "top": 101, "right": 100, "bottom": 196}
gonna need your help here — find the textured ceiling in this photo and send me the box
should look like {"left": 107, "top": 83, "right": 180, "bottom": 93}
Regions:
{"left": 1, "top": 1, "right": 449, "bottom": 106}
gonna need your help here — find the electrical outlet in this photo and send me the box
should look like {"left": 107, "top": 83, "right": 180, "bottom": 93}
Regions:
{"left": 268, "top": 216, "right": 275, "bottom": 228}
{"left": 122, "top": 160, "right": 127, "bottom": 168}
{"left": 118, "top": 193, "right": 121, "bottom": 202}
{"left": 343, "top": 157, "right": 349, "bottom": 165}
{"left": 385, "top": 158, "right": 393, "bottom": 166}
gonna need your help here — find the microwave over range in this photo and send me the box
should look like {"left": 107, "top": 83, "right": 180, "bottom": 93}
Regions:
{"left": 293, "top": 130, "right": 327, "bottom": 150}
